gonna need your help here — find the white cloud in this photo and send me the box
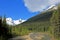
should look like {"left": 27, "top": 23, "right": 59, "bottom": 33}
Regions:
{"left": 24, "top": 0, "right": 60, "bottom": 12}
{"left": 49, "top": 0, "right": 59, "bottom": 5}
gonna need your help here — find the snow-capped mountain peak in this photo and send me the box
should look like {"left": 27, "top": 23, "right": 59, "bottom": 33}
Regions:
{"left": 6, "top": 18, "right": 26, "bottom": 26}
{"left": 46, "top": 5, "right": 58, "bottom": 10}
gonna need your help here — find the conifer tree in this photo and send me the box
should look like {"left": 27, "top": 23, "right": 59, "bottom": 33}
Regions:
{"left": 50, "top": 4, "right": 60, "bottom": 39}
{"left": 0, "top": 16, "right": 12, "bottom": 40}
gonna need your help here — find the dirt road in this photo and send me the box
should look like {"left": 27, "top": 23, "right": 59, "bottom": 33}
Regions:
{"left": 9, "top": 32, "right": 51, "bottom": 40}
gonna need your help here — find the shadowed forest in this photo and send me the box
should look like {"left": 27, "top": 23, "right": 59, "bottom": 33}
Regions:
{"left": 0, "top": 16, "right": 13, "bottom": 40}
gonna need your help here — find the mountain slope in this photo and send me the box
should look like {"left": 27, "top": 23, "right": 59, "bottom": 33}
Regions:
{"left": 17, "top": 4, "right": 58, "bottom": 32}
{"left": 26, "top": 11, "right": 52, "bottom": 22}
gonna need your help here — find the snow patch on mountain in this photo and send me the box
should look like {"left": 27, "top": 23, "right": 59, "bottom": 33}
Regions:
{"left": 6, "top": 18, "right": 26, "bottom": 26}
{"left": 46, "top": 5, "right": 58, "bottom": 10}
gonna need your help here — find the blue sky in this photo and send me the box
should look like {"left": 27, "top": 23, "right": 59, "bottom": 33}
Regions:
{"left": 0, "top": 0, "right": 60, "bottom": 20}
{"left": 0, "top": 0, "right": 39, "bottom": 20}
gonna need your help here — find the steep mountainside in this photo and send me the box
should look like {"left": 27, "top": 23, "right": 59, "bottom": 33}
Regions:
{"left": 26, "top": 11, "right": 53, "bottom": 22}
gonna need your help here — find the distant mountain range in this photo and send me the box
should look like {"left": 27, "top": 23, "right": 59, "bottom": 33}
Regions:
{"left": 6, "top": 18, "right": 26, "bottom": 26}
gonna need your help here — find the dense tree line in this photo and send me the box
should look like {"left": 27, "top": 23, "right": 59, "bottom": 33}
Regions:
{"left": 0, "top": 16, "right": 12, "bottom": 40}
